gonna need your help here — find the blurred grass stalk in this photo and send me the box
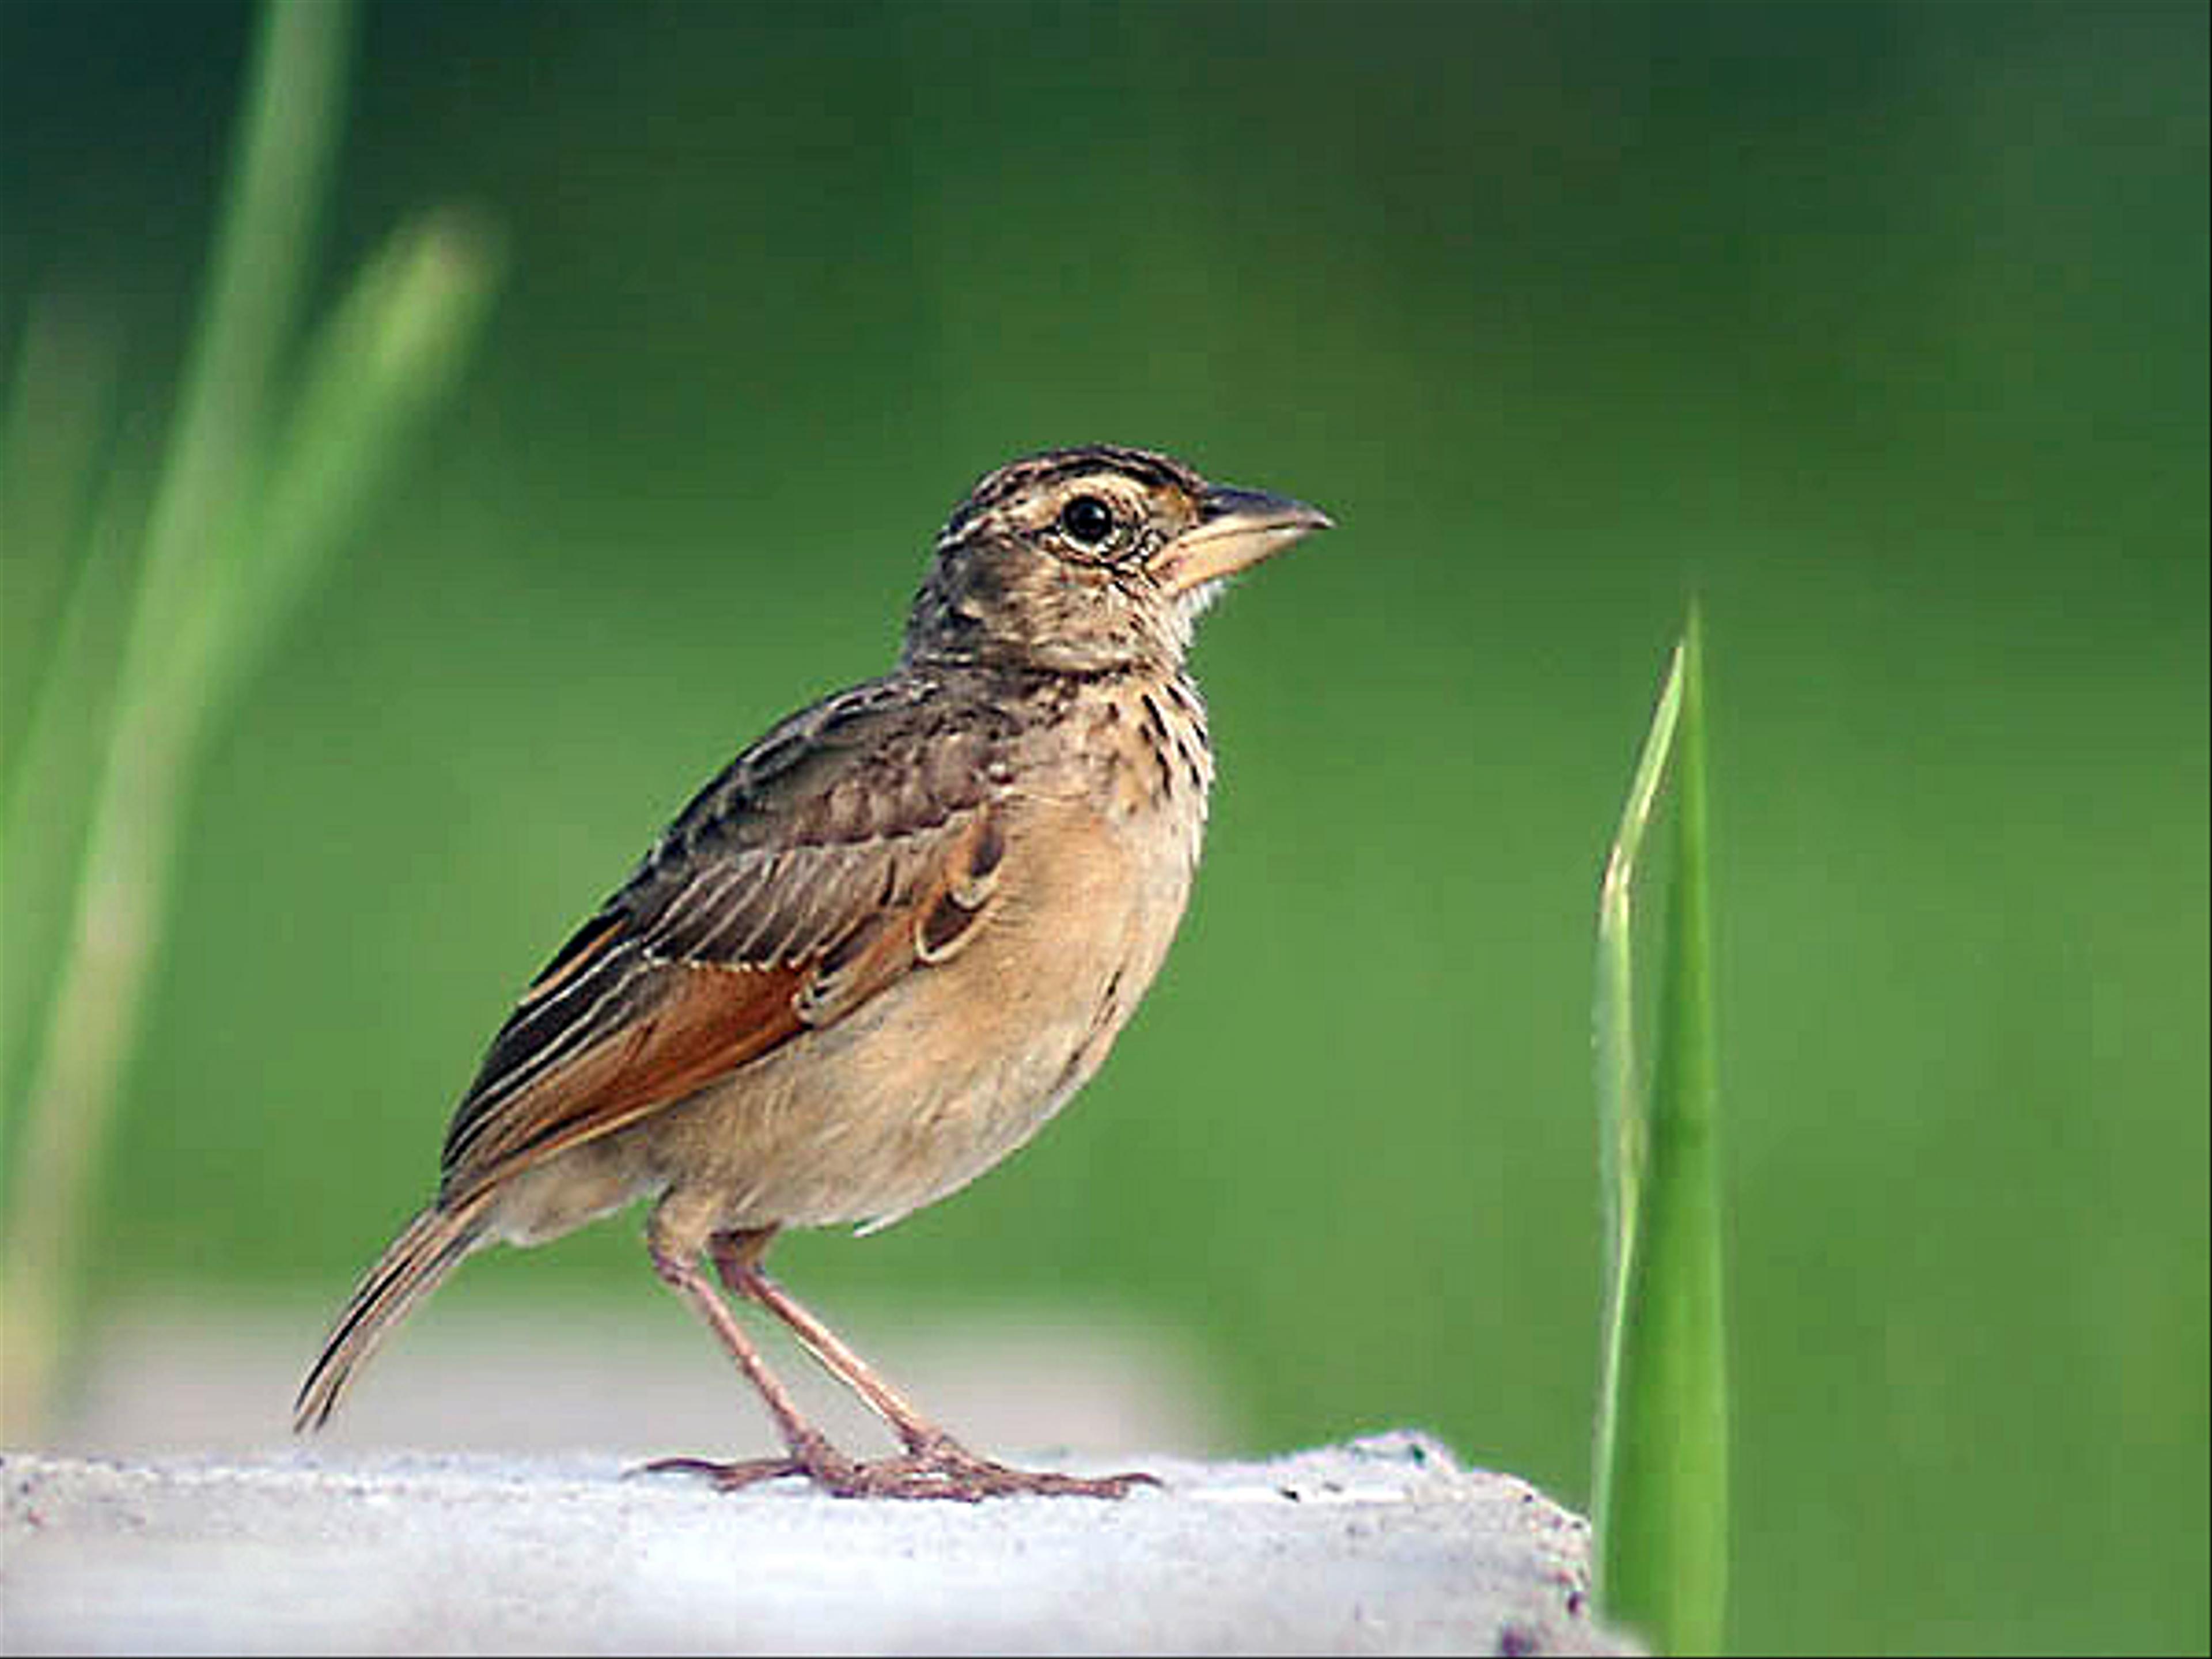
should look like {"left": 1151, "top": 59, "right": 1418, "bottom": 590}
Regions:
{"left": 0, "top": 0, "right": 499, "bottom": 1440}
{"left": 1591, "top": 613, "right": 1730, "bottom": 1654}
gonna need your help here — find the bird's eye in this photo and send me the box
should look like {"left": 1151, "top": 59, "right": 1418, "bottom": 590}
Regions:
{"left": 1058, "top": 495, "right": 1116, "bottom": 547}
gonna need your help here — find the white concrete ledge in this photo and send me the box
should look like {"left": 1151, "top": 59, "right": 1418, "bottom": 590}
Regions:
{"left": 2, "top": 1433, "right": 1634, "bottom": 1655}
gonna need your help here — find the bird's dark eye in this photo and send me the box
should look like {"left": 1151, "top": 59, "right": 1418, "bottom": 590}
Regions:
{"left": 1058, "top": 495, "right": 1116, "bottom": 547}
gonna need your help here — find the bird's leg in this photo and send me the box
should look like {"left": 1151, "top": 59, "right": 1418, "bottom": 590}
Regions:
{"left": 710, "top": 1228, "right": 1160, "bottom": 1501}
{"left": 635, "top": 1241, "right": 858, "bottom": 1492}
{"left": 708, "top": 1229, "right": 942, "bottom": 1450}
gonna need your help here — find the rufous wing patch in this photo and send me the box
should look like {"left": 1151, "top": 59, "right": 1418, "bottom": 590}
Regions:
{"left": 445, "top": 957, "right": 807, "bottom": 1201}
{"left": 440, "top": 804, "right": 1009, "bottom": 1203}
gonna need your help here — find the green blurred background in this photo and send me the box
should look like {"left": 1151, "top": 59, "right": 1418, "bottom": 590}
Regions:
{"left": 3, "top": 2, "right": 2205, "bottom": 1651}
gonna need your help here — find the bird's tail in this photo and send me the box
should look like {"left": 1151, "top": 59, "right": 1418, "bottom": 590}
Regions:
{"left": 294, "top": 1196, "right": 491, "bottom": 1433}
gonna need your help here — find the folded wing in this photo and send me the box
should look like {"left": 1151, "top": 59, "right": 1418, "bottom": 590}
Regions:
{"left": 436, "top": 680, "right": 1012, "bottom": 1205}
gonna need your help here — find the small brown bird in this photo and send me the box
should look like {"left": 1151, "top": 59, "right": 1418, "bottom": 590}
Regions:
{"left": 296, "top": 444, "right": 1329, "bottom": 1499}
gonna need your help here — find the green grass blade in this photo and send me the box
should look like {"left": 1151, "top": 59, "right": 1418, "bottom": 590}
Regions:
{"left": 127, "top": 0, "right": 357, "bottom": 677}
{"left": 0, "top": 0, "right": 493, "bottom": 1442}
{"left": 206, "top": 208, "right": 503, "bottom": 713}
{"left": 0, "top": 305, "right": 127, "bottom": 1086}
{"left": 1592, "top": 610, "right": 1729, "bottom": 1654}
{"left": 1592, "top": 639, "right": 1682, "bottom": 1540}
{"left": 0, "top": 0, "right": 361, "bottom": 1440}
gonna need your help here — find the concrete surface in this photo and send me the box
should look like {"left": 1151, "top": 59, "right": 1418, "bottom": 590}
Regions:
{"left": 1, "top": 1434, "right": 1633, "bottom": 1656}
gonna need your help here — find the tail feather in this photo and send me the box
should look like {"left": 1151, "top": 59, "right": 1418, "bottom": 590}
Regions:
{"left": 295, "top": 1199, "right": 489, "bottom": 1433}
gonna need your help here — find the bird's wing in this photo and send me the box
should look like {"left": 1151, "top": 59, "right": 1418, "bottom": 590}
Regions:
{"left": 435, "top": 676, "right": 1013, "bottom": 1204}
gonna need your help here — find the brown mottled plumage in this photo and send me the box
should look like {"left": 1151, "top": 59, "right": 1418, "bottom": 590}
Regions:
{"left": 296, "top": 445, "right": 1329, "bottom": 1499}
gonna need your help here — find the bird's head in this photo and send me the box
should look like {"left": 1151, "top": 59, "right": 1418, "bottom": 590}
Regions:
{"left": 904, "top": 444, "right": 1331, "bottom": 675}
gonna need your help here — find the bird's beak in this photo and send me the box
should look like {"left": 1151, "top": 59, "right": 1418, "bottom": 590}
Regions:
{"left": 1152, "top": 484, "right": 1334, "bottom": 597}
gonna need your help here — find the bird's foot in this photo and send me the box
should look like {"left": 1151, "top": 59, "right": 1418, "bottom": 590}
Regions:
{"left": 832, "top": 1432, "right": 1160, "bottom": 1502}
{"left": 634, "top": 1427, "right": 864, "bottom": 1493}
{"left": 637, "top": 1431, "right": 1157, "bottom": 1502}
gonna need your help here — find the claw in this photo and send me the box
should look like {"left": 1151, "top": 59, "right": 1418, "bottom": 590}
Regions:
{"left": 634, "top": 1425, "right": 863, "bottom": 1493}
{"left": 636, "top": 1454, "right": 819, "bottom": 1491}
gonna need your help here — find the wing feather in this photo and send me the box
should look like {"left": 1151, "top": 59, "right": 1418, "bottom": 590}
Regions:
{"left": 437, "top": 680, "right": 1016, "bottom": 1204}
